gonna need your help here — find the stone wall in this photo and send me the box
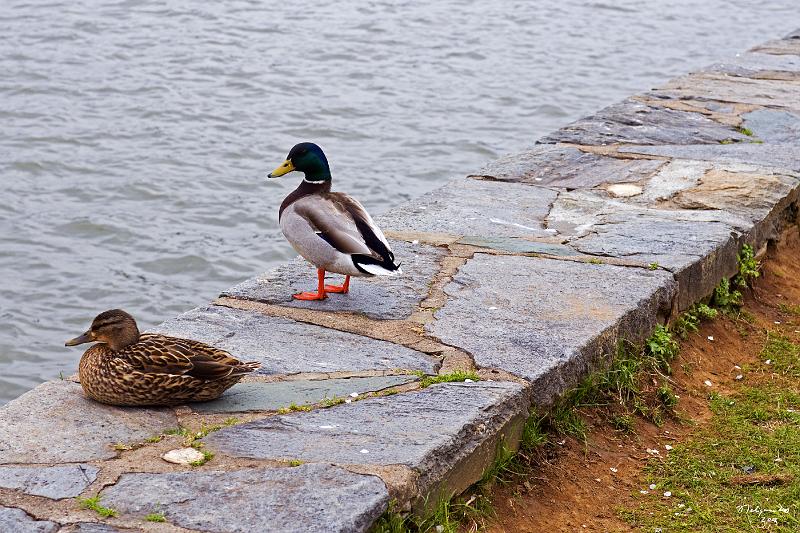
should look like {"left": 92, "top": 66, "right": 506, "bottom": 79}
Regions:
{"left": 2, "top": 30, "right": 800, "bottom": 533}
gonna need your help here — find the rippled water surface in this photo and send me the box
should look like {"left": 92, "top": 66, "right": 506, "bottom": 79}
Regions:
{"left": 1, "top": 1, "right": 798, "bottom": 403}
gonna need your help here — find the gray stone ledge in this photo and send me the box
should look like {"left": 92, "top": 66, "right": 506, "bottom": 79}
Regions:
{"left": 470, "top": 145, "right": 665, "bottom": 188}
{"left": 428, "top": 255, "right": 675, "bottom": 405}
{"left": 0, "top": 381, "right": 177, "bottom": 464}
{"left": 0, "top": 464, "right": 98, "bottom": 500}
{"left": 379, "top": 177, "right": 558, "bottom": 240}
{"left": 152, "top": 305, "right": 438, "bottom": 375}
{"left": 190, "top": 376, "right": 416, "bottom": 413}
{"left": 204, "top": 381, "right": 530, "bottom": 498}
{"left": 618, "top": 144, "right": 800, "bottom": 176}
{"left": 0, "top": 506, "right": 59, "bottom": 533}
{"left": 221, "top": 240, "right": 446, "bottom": 320}
{"left": 101, "top": 465, "right": 388, "bottom": 533}
{"left": 537, "top": 98, "right": 748, "bottom": 146}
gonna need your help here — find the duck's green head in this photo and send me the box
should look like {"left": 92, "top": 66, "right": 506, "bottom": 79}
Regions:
{"left": 268, "top": 142, "right": 331, "bottom": 182}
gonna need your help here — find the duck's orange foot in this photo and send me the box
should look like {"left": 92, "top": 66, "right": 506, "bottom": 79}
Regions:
{"left": 292, "top": 290, "right": 327, "bottom": 301}
{"left": 324, "top": 275, "right": 350, "bottom": 294}
{"left": 324, "top": 284, "right": 348, "bottom": 294}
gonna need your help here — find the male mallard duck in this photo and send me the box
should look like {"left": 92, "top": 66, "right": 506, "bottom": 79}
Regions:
{"left": 267, "top": 142, "right": 401, "bottom": 300}
{"left": 65, "top": 309, "right": 260, "bottom": 406}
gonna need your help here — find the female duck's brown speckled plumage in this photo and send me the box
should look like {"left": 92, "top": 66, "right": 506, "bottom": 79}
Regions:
{"left": 66, "top": 309, "right": 260, "bottom": 406}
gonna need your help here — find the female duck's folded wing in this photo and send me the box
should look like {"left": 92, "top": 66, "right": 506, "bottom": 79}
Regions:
{"left": 118, "top": 334, "right": 259, "bottom": 380}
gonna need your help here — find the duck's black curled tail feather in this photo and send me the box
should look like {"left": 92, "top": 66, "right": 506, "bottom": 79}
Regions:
{"left": 352, "top": 253, "right": 402, "bottom": 276}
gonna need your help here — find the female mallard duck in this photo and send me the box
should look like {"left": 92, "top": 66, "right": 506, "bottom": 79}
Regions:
{"left": 65, "top": 309, "right": 260, "bottom": 406}
{"left": 267, "top": 142, "right": 401, "bottom": 300}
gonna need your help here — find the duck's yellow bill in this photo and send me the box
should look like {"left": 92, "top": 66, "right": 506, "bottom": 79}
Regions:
{"left": 268, "top": 159, "right": 294, "bottom": 178}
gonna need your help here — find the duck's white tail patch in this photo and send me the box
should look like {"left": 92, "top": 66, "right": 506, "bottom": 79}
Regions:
{"left": 360, "top": 263, "right": 402, "bottom": 276}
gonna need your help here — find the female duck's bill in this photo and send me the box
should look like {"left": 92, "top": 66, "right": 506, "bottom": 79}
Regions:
{"left": 267, "top": 142, "right": 401, "bottom": 301}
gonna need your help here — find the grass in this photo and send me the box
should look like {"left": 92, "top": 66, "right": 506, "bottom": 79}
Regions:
{"left": 189, "top": 449, "right": 214, "bottom": 467}
{"left": 145, "top": 512, "right": 167, "bottom": 523}
{"left": 738, "top": 126, "right": 755, "bottom": 137}
{"left": 621, "top": 346, "right": 800, "bottom": 531}
{"left": 288, "top": 459, "right": 304, "bottom": 467}
{"left": 419, "top": 370, "right": 480, "bottom": 389}
{"left": 649, "top": 262, "right": 660, "bottom": 270}
{"left": 673, "top": 303, "right": 718, "bottom": 340}
{"left": 277, "top": 402, "right": 314, "bottom": 414}
{"left": 77, "top": 496, "right": 117, "bottom": 518}
{"left": 778, "top": 303, "right": 800, "bottom": 316}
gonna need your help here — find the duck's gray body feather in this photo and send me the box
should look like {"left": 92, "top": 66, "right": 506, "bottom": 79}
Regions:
{"left": 279, "top": 188, "right": 398, "bottom": 277}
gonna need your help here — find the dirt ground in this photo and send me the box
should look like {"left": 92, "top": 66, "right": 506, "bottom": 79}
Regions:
{"left": 486, "top": 228, "right": 800, "bottom": 533}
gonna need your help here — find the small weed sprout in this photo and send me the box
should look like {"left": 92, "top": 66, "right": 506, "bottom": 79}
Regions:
{"left": 648, "top": 262, "right": 659, "bottom": 270}
{"left": 77, "top": 496, "right": 117, "bottom": 518}
{"left": 611, "top": 414, "right": 636, "bottom": 433}
{"left": 189, "top": 450, "right": 214, "bottom": 467}
{"left": 145, "top": 512, "right": 166, "bottom": 523}
{"left": 419, "top": 370, "right": 480, "bottom": 388}
{"left": 646, "top": 325, "right": 679, "bottom": 373}
{"left": 673, "top": 303, "right": 718, "bottom": 339}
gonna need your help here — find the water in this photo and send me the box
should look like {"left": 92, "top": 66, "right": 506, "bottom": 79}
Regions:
{"left": 0, "top": 1, "right": 797, "bottom": 404}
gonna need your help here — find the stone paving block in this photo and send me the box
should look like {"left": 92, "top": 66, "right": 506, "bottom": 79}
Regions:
{"left": 0, "top": 381, "right": 177, "bottom": 464}
{"left": 60, "top": 525, "right": 135, "bottom": 533}
{"left": 428, "top": 255, "right": 675, "bottom": 405}
{"left": 742, "top": 109, "right": 800, "bottom": 143}
{"left": 457, "top": 236, "right": 576, "bottom": 256}
{"left": 619, "top": 143, "right": 800, "bottom": 174}
{"left": 101, "top": 465, "right": 389, "bottom": 533}
{"left": 0, "top": 464, "right": 98, "bottom": 499}
{"left": 469, "top": 145, "right": 664, "bottom": 188}
{"left": 204, "top": 382, "right": 529, "bottom": 492}
{"left": 221, "top": 240, "right": 445, "bottom": 320}
{"left": 380, "top": 178, "right": 558, "bottom": 240}
{"left": 705, "top": 52, "right": 800, "bottom": 79}
{"left": 654, "top": 73, "right": 800, "bottom": 111}
{"left": 152, "top": 305, "right": 437, "bottom": 375}
{"left": 751, "top": 35, "right": 800, "bottom": 56}
{"left": 191, "top": 376, "right": 416, "bottom": 413}
{"left": 537, "top": 98, "right": 748, "bottom": 146}
{"left": 0, "top": 506, "right": 58, "bottom": 533}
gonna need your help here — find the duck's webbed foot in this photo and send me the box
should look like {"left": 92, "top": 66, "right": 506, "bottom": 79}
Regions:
{"left": 324, "top": 275, "right": 350, "bottom": 294}
{"left": 293, "top": 290, "right": 327, "bottom": 301}
{"left": 293, "top": 268, "right": 328, "bottom": 300}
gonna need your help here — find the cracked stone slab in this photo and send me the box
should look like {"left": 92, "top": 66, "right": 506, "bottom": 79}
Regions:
{"left": 59, "top": 525, "right": 135, "bottom": 533}
{"left": 191, "top": 375, "right": 416, "bottom": 413}
{"left": 618, "top": 144, "right": 800, "bottom": 174}
{"left": 705, "top": 52, "right": 800, "bottom": 79}
{"left": 151, "top": 305, "right": 437, "bottom": 375}
{"left": 378, "top": 178, "right": 558, "bottom": 240}
{"left": 751, "top": 35, "right": 800, "bottom": 56}
{"left": 457, "top": 236, "right": 576, "bottom": 256}
{"left": 537, "top": 98, "right": 749, "bottom": 146}
{"left": 101, "top": 465, "right": 388, "bottom": 533}
{"left": 742, "top": 109, "right": 800, "bottom": 143}
{"left": 0, "top": 506, "right": 58, "bottom": 533}
{"left": 0, "top": 381, "right": 177, "bottom": 464}
{"left": 204, "top": 382, "right": 529, "bottom": 493}
{"left": 221, "top": 240, "right": 445, "bottom": 320}
{"left": 653, "top": 73, "right": 800, "bottom": 112}
{"left": 469, "top": 145, "right": 664, "bottom": 188}
{"left": 428, "top": 255, "right": 675, "bottom": 405}
{"left": 0, "top": 464, "right": 99, "bottom": 499}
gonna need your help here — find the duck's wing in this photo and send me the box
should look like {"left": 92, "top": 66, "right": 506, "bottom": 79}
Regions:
{"left": 293, "top": 193, "right": 399, "bottom": 274}
{"left": 117, "top": 334, "right": 258, "bottom": 380}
